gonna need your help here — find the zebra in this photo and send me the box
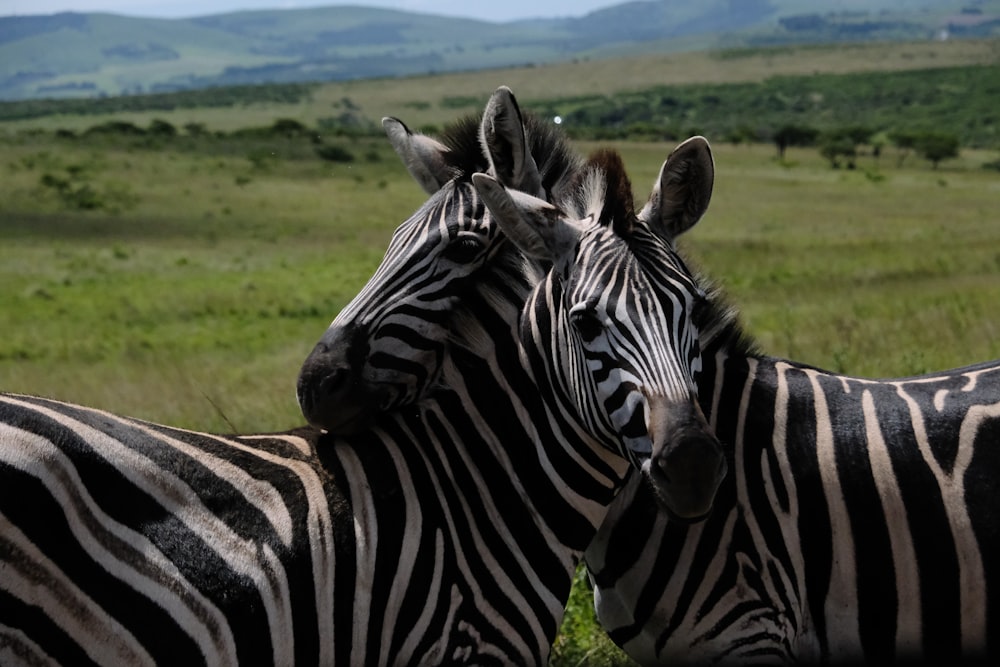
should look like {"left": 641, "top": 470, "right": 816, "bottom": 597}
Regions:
{"left": 298, "top": 89, "right": 726, "bottom": 523}
{"left": 1, "top": 88, "right": 723, "bottom": 666}
{"left": 577, "top": 138, "right": 1000, "bottom": 665}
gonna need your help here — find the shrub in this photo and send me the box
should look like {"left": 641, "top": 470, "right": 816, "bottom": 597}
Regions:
{"left": 183, "top": 122, "right": 208, "bottom": 137}
{"left": 315, "top": 144, "right": 355, "bottom": 163}
{"left": 148, "top": 119, "right": 178, "bottom": 137}
{"left": 83, "top": 120, "right": 146, "bottom": 137}
{"left": 270, "top": 118, "right": 309, "bottom": 138}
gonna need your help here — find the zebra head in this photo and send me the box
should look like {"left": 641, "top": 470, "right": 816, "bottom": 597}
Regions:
{"left": 298, "top": 87, "right": 579, "bottom": 433}
{"left": 472, "top": 140, "right": 726, "bottom": 521}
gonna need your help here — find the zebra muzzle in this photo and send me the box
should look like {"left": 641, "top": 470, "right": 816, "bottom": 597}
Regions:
{"left": 642, "top": 398, "right": 727, "bottom": 522}
{"left": 297, "top": 325, "right": 391, "bottom": 434}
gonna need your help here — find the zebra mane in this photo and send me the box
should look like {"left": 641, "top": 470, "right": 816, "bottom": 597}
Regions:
{"left": 437, "top": 110, "right": 581, "bottom": 198}
{"left": 691, "top": 270, "right": 761, "bottom": 361}
{"left": 560, "top": 148, "right": 637, "bottom": 237}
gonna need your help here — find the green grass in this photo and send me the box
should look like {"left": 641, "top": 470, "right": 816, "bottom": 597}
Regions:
{"left": 0, "top": 132, "right": 424, "bottom": 430}
{"left": 2, "top": 130, "right": 999, "bottom": 665}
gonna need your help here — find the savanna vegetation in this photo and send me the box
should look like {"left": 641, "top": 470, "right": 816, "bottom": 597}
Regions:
{"left": 2, "top": 39, "right": 999, "bottom": 665}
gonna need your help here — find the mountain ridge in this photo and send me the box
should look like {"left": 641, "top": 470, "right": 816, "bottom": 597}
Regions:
{"left": 2, "top": 0, "right": 998, "bottom": 100}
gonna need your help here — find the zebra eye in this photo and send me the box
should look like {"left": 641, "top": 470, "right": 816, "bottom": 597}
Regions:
{"left": 569, "top": 306, "right": 605, "bottom": 342}
{"left": 442, "top": 235, "right": 485, "bottom": 264}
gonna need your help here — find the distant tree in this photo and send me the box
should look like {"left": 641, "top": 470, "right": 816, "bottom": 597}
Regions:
{"left": 84, "top": 120, "right": 145, "bottom": 137}
{"left": 773, "top": 124, "right": 819, "bottom": 158}
{"left": 148, "top": 119, "right": 177, "bottom": 137}
{"left": 914, "top": 131, "right": 960, "bottom": 169}
{"left": 818, "top": 125, "right": 874, "bottom": 169}
{"left": 270, "top": 118, "right": 308, "bottom": 138}
{"left": 820, "top": 136, "right": 857, "bottom": 169}
{"left": 836, "top": 125, "right": 874, "bottom": 146}
{"left": 315, "top": 144, "right": 355, "bottom": 163}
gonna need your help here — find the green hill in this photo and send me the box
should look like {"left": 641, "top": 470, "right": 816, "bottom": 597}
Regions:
{"left": 2, "top": 0, "right": 999, "bottom": 100}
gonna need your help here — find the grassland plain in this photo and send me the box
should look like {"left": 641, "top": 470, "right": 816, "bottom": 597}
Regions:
{"left": 2, "top": 129, "right": 999, "bottom": 665}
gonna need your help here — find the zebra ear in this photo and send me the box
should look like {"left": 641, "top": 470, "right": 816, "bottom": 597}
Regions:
{"left": 472, "top": 173, "right": 575, "bottom": 261}
{"left": 382, "top": 117, "right": 455, "bottom": 194}
{"left": 639, "top": 135, "right": 714, "bottom": 240}
{"left": 479, "top": 86, "right": 545, "bottom": 197}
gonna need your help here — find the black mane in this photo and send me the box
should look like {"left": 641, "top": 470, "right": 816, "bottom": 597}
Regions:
{"left": 588, "top": 148, "right": 636, "bottom": 235}
{"left": 693, "top": 273, "right": 761, "bottom": 361}
{"left": 437, "top": 111, "right": 581, "bottom": 198}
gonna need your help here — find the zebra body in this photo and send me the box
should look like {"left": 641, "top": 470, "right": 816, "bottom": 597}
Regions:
{"left": 584, "top": 145, "right": 999, "bottom": 665}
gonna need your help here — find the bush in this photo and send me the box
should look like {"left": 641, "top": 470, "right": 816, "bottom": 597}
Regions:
{"left": 83, "top": 120, "right": 146, "bottom": 137}
{"left": 270, "top": 118, "right": 309, "bottom": 138}
{"left": 148, "top": 119, "right": 178, "bottom": 137}
{"left": 315, "top": 144, "right": 355, "bottom": 163}
{"left": 39, "top": 169, "right": 138, "bottom": 212}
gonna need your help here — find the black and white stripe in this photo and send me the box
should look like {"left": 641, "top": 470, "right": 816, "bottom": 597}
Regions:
{"left": 583, "top": 139, "right": 999, "bottom": 665}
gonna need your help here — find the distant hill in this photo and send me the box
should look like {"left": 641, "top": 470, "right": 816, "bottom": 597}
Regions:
{"left": 1, "top": 0, "right": 999, "bottom": 100}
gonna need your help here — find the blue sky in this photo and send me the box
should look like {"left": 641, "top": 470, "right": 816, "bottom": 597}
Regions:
{"left": 1, "top": 0, "right": 618, "bottom": 22}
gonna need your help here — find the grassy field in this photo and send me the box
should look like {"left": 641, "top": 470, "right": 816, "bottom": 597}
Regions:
{"left": 2, "top": 125, "right": 999, "bottom": 664}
